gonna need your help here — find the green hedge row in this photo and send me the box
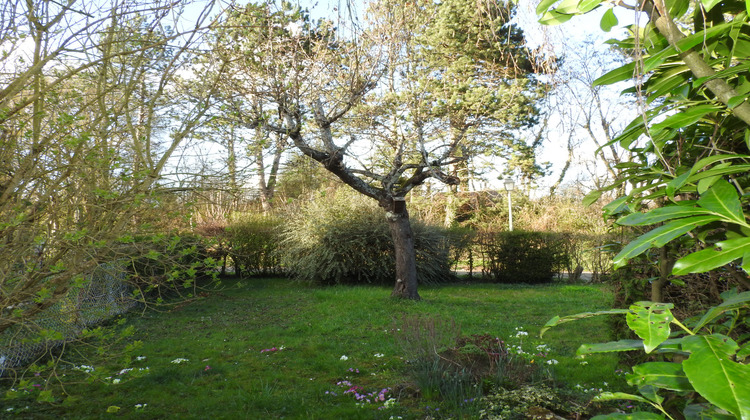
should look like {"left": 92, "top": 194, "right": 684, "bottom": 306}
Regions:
{"left": 477, "top": 231, "right": 571, "bottom": 284}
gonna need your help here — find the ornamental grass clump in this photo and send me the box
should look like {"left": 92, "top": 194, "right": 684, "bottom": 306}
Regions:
{"left": 278, "top": 190, "right": 453, "bottom": 285}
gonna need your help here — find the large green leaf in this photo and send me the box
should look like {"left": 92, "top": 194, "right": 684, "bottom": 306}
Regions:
{"left": 536, "top": 0, "right": 561, "bottom": 15}
{"left": 697, "top": 179, "right": 746, "bottom": 225}
{"left": 613, "top": 215, "right": 718, "bottom": 268}
{"left": 683, "top": 404, "right": 737, "bottom": 420}
{"left": 577, "top": 0, "right": 601, "bottom": 13}
{"left": 577, "top": 338, "right": 685, "bottom": 355}
{"left": 643, "top": 45, "right": 677, "bottom": 73}
{"left": 627, "top": 362, "right": 693, "bottom": 391}
{"left": 583, "top": 189, "right": 603, "bottom": 206}
{"left": 649, "top": 105, "right": 722, "bottom": 135}
{"left": 554, "top": 0, "right": 583, "bottom": 13}
{"left": 600, "top": 8, "right": 618, "bottom": 31}
{"left": 682, "top": 334, "right": 750, "bottom": 419}
{"left": 700, "top": 0, "right": 724, "bottom": 12}
{"left": 672, "top": 237, "right": 750, "bottom": 275}
{"left": 593, "top": 62, "right": 636, "bottom": 86}
{"left": 689, "top": 154, "right": 750, "bottom": 175}
{"left": 540, "top": 309, "right": 630, "bottom": 337}
{"left": 693, "top": 62, "right": 750, "bottom": 88}
{"left": 626, "top": 302, "right": 674, "bottom": 353}
{"left": 591, "top": 392, "right": 653, "bottom": 404}
{"left": 591, "top": 413, "right": 665, "bottom": 420}
{"left": 539, "top": 10, "right": 574, "bottom": 25}
{"left": 616, "top": 204, "right": 714, "bottom": 226}
{"left": 692, "top": 290, "right": 750, "bottom": 333}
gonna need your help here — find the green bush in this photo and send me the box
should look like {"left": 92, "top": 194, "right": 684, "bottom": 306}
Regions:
{"left": 226, "top": 213, "right": 282, "bottom": 277}
{"left": 479, "top": 231, "right": 569, "bottom": 284}
{"left": 278, "top": 191, "right": 453, "bottom": 285}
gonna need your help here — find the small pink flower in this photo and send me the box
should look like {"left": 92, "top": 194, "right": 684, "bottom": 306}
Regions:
{"left": 204, "top": 365, "right": 211, "bottom": 371}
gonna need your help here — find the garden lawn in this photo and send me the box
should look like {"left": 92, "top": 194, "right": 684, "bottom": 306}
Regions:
{"left": 4, "top": 278, "right": 621, "bottom": 419}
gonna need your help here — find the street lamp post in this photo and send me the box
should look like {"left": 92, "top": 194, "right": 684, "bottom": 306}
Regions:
{"left": 503, "top": 177, "right": 515, "bottom": 232}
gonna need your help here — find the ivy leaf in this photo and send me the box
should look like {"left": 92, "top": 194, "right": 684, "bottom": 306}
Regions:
{"left": 682, "top": 334, "right": 750, "bottom": 419}
{"left": 626, "top": 362, "right": 693, "bottom": 391}
{"left": 626, "top": 302, "right": 674, "bottom": 353}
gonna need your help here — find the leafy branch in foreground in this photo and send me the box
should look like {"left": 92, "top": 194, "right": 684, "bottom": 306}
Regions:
{"left": 541, "top": 293, "right": 750, "bottom": 419}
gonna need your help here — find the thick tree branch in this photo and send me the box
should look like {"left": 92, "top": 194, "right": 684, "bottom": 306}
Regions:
{"left": 647, "top": 0, "right": 750, "bottom": 125}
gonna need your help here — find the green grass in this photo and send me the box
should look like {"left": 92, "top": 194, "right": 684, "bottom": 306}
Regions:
{"left": 3, "top": 279, "right": 623, "bottom": 419}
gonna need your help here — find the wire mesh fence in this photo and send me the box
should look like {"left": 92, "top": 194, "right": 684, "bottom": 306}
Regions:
{"left": 0, "top": 263, "right": 138, "bottom": 377}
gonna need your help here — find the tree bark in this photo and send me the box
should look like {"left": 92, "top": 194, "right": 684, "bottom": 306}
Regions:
{"left": 652, "top": 245, "right": 673, "bottom": 303}
{"left": 385, "top": 200, "right": 420, "bottom": 300}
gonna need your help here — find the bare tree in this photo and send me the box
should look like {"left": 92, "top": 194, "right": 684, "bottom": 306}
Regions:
{"left": 0, "top": 0, "right": 226, "bottom": 335}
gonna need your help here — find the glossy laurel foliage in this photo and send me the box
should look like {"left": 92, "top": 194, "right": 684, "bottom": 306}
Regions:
{"left": 542, "top": 293, "right": 750, "bottom": 419}
{"left": 537, "top": 0, "right": 750, "bottom": 418}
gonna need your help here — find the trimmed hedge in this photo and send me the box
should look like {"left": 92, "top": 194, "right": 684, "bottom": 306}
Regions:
{"left": 478, "top": 231, "right": 570, "bottom": 284}
{"left": 226, "top": 213, "right": 283, "bottom": 277}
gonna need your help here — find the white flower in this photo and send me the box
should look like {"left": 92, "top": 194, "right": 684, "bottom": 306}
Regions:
{"left": 118, "top": 368, "right": 133, "bottom": 375}
{"left": 374, "top": 353, "right": 384, "bottom": 358}
{"left": 546, "top": 359, "right": 559, "bottom": 365}
{"left": 536, "top": 344, "right": 550, "bottom": 352}
{"left": 579, "top": 360, "right": 589, "bottom": 366}
{"left": 112, "top": 378, "right": 121, "bottom": 384}
{"left": 170, "top": 358, "right": 189, "bottom": 364}
{"left": 135, "top": 356, "right": 146, "bottom": 361}
{"left": 514, "top": 331, "right": 528, "bottom": 337}
{"left": 340, "top": 355, "right": 349, "bottom": 361}
{"left": 74, "top": 365, "right": 94, "bottom": 373}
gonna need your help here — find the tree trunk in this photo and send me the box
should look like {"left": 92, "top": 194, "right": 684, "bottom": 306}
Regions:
{"left": 652, "top": 245, "right": 673, "bottom": 303}
{"left": 386, "top": 200, "right": 420, "bottom": 300}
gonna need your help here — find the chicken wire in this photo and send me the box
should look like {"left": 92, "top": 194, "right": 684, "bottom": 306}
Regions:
{"left": 0, "top": 263, "right": 137, "bottom": 377}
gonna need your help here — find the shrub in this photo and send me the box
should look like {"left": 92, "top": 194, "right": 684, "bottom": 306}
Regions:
{"left": 278, "top": 191, "right": 453, "bottom": 285}
{"left": 125, "top": 233, "right": 218, "bottom": 296}
{"left": 478, "top": 231, "right": 570, "bottom": 284}
{"left": 226, "top": 213, "right": 282, "bottom": 277}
